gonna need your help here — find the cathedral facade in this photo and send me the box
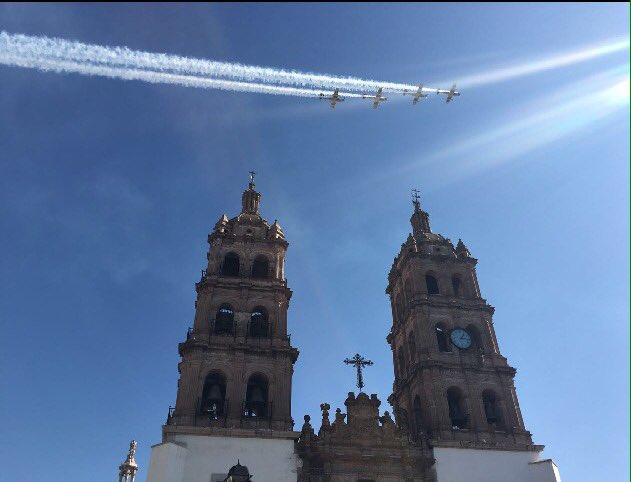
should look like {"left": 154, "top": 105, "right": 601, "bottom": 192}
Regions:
{"left": 145, "top": 178, "right": 561, "bottom": 482}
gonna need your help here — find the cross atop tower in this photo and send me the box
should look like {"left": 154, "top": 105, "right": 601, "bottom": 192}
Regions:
{"left": 344, "top": 353, "right": 373, "bottom": 391}
{"left": 411, "top": 188, "right": 421, "bottom": 211}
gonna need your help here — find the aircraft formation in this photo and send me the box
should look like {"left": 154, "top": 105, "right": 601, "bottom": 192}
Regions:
{"left": 318, "top": 83, "right": 460, "bottom": 109}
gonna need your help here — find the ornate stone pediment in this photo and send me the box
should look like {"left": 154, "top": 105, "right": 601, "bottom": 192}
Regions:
{"left": 297, "top": 392, "right": 433, "bottom": 481}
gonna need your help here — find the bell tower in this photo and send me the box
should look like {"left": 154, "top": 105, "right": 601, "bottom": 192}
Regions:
{"left": 148, "top": 174, "right": 301, "bottom": 482}
{"left": 386, "top": 193, "right": 537, "bottom": 451}
{"left": 168, "top": 173, "right": 298, "bottom": 432}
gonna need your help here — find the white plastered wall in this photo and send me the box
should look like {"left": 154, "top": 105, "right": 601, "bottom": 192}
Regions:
{"left": 433, "top": 447, "right": 561, "bottom": 482}
{"left": 146, "top": 434, "right": 300, "bottom": 482}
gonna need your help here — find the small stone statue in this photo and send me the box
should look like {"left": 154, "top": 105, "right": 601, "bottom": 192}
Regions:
{"left": 333, "top": 408, "right": 346, "bottom": 427}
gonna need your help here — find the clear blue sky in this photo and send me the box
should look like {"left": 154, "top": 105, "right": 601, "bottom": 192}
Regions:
{"left": 0, "top": 4, "right": 628, "bottom": 481}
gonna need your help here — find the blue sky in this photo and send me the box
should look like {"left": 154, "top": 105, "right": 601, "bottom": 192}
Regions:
{"left": 0, "top": 3, "right": 628, "bottom": 481}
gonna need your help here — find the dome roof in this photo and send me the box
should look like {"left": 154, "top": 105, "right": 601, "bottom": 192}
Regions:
{"left": 228, "top": 461, "right": 250, "bottom": 476}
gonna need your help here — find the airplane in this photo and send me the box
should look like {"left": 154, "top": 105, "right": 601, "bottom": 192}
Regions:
{"left": 440, "top": 83, "right": 460, "bottom": 103}
{"left": 319, "top": 89, "right": 344, "bottom": 109}
{"left": 404, "top": 84, "right": 429, "bottom": 105}
{"left": 363, "top": 87, "right": 387, "bottom": 109}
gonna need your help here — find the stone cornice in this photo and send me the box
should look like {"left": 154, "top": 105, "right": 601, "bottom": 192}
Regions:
{"left": 209, "top": 231, "right": 289, "bottom": 248}
{"left": 162, "top": 424, "right": 300, "bottom": 441}
{"left": 196, "top": 276, "right": 292, "bottom": 298}
{"left": 431, "top": 439, "right": 544, "bottom": 453}
{"left": 179, "top": 336, "right": 299, "bottom": 363}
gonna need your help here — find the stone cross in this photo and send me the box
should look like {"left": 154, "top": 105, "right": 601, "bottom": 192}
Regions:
{"left": 344, "top": 353, "right": 373, "bottom": 390}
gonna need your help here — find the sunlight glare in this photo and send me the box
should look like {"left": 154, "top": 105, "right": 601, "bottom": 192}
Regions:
{"left": 604, "top": 77, "right": 630, "bottom": 103}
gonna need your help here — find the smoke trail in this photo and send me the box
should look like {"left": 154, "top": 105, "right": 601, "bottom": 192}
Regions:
{"left": 0, "top": 31, "right": 432, "bottom": 94}
{"left": 3, "top": 31, "right": 626, "bottom": 98}
{"left": 0, "top": 51, "right": 369, "bottom": 98}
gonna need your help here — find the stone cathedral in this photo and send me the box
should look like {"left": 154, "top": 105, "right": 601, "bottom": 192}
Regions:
{"left": 144, "top": 177, "right": 562, "bottom": 482}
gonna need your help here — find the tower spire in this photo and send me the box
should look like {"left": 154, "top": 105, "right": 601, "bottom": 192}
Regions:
{"left": 410, "top": 188, "right": 431, "bottom": 237}
{"left": 241, "top": 171, "right": 261, "bottom": 215}
{"left": 118, "top": 440, "right": 138, "bottom": 482}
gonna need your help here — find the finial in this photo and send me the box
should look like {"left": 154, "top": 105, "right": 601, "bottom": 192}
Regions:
{"left": 301, "top": 414, "right": 314, "bottom": 438}
{"left": 456, "top": 238, "right": 471, "bottom": 257}
{"left": 410, "top": 188, "right": 431, "bottom": 234}
{"left": 241, "top": 172, "right": 261, "bottom": 215}
{"left": 320, "top": 403, "right": 331, "bottom": 430}
{"left": 118, "top": 440, "right": 139, "bottom": 482}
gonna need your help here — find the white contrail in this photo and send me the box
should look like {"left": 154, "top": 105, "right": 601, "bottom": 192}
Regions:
{"left": 0, "top": 31, "right": 435, "bottom": 94}
{"left": 0, "top": 52, "right": 369, "bottom": 99}
{"left": 2, "top": 31, "right": 627, "bottom": 99}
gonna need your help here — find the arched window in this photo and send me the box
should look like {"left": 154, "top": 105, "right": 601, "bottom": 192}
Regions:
{"left": 201, "top": 372, "right": 226, "bottom": 419}
{"left": 413, "top": 395, "right": 423, "bottom": 437}
{"left": 435, "top": 323, "right": 451, "bottom": 352}
{"left": 425, "top": 274, "right": 439, "bottom": 295}
{"left": 215, "top": 304, "right": 234, "bottom": 335}
{"left": 482, "top": 390, "right": 502, "bottom": 427}
{"left": 221, "top": 252, "right": 240, "bottom": 277}
{"left": 452, "top": 275, "right": 462, "bottom": 297}
{"left": 249, "top": 306, "right": 269, "bottom": 338}
{"left": 447, "top": 387, "right": 467, "bottom": 429}
{"left": 251, "top": 255, "right": 269, "bottom": 279}
{"left": 244, "top": 374, "right": 268, "bottom": 418}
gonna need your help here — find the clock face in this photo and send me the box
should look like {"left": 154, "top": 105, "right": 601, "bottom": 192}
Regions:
{"left": 450, "top": 328, "right": 472, "bottom": 349}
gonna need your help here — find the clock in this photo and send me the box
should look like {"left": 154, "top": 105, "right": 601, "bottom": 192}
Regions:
{"left": 450, "top": 328, "right": 472, "bottom": 349}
